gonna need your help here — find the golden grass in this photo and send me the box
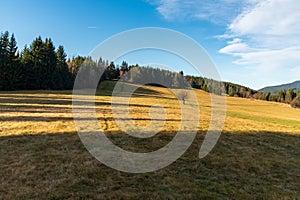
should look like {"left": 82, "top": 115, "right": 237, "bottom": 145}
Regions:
{"left": 1, "top": 84, "right": 299, "bottom": 136}
{"left": 0, "top": 81, "right": 300, "bottom": 199}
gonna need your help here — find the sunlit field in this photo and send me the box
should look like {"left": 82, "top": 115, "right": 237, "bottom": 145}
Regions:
{"left": 1, "top": 81, "right": 300, "bottom": 199}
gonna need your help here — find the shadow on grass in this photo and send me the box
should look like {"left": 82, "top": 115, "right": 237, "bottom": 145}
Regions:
{"left": 0, "top": 115, "right": 183, "bottom": 122}
{"left": 0, "top": 130, "right": 299, "bottom": 199}
{"left": 0, "top": 96, "right": 173, "bottom": 112}
{"left": 0, "top": 84, "right": 175, "bottom": 111}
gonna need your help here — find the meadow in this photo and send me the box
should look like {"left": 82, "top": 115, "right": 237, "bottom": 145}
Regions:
{"left": 0, "top": 81, "right": 300, "bottom": 199}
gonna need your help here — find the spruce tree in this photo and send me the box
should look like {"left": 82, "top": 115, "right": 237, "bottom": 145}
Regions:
{"left": 8, "top": 34, "right": 20, "bottom": 90}
{"left": 0, "top": 32, "right": 9, "bottom": 90}
{"left": 56, "top": 45, "right": 73, "bottom": 89}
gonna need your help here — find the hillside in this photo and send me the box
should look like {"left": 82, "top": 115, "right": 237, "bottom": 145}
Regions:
{"left": 0, "top": 82, "right": 300, "bottom": 198}
{"left": 259, "top": 80, "right": 300, "bottom": 94}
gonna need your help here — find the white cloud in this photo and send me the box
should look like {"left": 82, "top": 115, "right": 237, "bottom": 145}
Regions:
{"left": 219, "top": 0, "right": 300, "bottom": 87}
{"left": 147, "top": 0, "right": 300, "bottom": 87}
{"left": 147, "top": 0, "right": 248, "bottom": 23}
{"left": 88, "top": 26, "right": 97, "bottom": 29}
{"left": 232, "top": 47, "right": 300, "bottom": 69}
{"left": 219, "top": 38, "right": 254, "bottom": 54}
{"left": 229, "top": 0, "right": 300, "bottom": 36}
{"left": 228, "top": 38, "right": 241, "bottom": 44}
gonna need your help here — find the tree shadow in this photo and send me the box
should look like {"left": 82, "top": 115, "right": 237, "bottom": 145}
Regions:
{"left": 0, "top": 95, "right": 172, "bottom": 110}
{"left": 0, "top": 115, "right": 184, "bottom": 122}
{"left": 0, "top": 130, "right": 299, "bottom": 199}
{"left": 0, "top": 85, "right": 176, "bottom": 110}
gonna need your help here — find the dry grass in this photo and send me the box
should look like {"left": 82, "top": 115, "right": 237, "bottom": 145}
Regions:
{"left": 0, "top": 81, "right": 300, "bottom": 199}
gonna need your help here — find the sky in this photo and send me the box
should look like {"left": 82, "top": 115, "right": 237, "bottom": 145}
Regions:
{"left": 1, "top": 0, "right": 300, "bottom": 89}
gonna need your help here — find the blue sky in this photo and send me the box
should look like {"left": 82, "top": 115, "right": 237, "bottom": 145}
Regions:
{"left": 1, "top": 0, "right": 299, "bottom": 89}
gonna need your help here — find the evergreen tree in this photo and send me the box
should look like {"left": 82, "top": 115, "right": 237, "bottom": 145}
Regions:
{"left": 286, "top": 88, "right": 296, "bottom": 103}
{"left": 120, "top": 61, "right": 128, "bottom": 78}
{"left": 0, "top": 31, "right": 10, "bottom": 90}
{"left": 7, "top": 34, "right": 21, "bottom": 90}
{"left": 278, "top": 89, "right": 286, "bottom": 102}
{"left": 0, "top": 32, "right": 21, "bottom": 90}
{"left": 228, "top": 86, "right": 235, "bottom": 97}
{"left": 43, "top": 38, "right": 57, "bottom": 89}
{"left": 0, "top": 31, "right": 75, "bottom": 90}
{"left": 20, "top": 46, "right": 36, "bottom": 89}
{"left": 67, "top": 56, "right": 85, "bottom": 76}
{"left": 30, "top": 36, "right": 44, "bottom": 89}
{"left": 106, "top": 61, "right": 117, "bottom": 80}
{"left": 265, "top": 92, "right": 271, "bottom": 101}
{"left": 269, "top": 94, "right": 277, "bottom": 102}
{"left": 55, "top": 45, "right": 73, "bottom": 89}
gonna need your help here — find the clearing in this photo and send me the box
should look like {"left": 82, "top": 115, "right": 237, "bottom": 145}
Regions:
{"left": 0, "top": 81, "right": 300, "bottom": 199}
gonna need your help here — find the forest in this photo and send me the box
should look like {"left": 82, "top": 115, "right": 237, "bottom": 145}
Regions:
{"left": 0, "top": 31, "right": 299, "bottom": 108}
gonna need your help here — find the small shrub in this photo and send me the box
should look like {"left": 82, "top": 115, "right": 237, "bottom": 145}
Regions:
{"left": 290, "top": 96, "right": 300, "bottom": 108}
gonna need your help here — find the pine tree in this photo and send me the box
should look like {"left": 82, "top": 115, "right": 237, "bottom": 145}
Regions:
{"left": 55, "top": 45, "right": 73, "bottom": 89}
{"left": 265, "top": 92, "right": 271, "bottom": 101}
{"left": 44, "top": 38, "right": 57, "bottom": 89}
{"left": 8, "top": 33, "right": 21, "bottom": 89}
{"left": 68, "top": 56, "right": 85, "bottom": 76}
{"left": 278, "top": 89, "right": 286, "bottom": 102}
{"left": 228, "top": 86, "right": 234, "bottom": 96}
{"left": 106, "top": 61, "right": 117, "bottom": 80}
{"left": 20, "top": 46, "right": 36, "bottom": 89}
{"left": 0, "top": 31, "right": 10, "bottom": 90}
{"left": 120, "top": 61, "right": 128, "bottom": 78}
{"left": 30, "top": 36, "right": 44, "bottom": 89}
{"left": 286, "top": 88, "right": 296, "bottom": 104}
{"left": 0, "top": 32, "right": 21, "bottom": 90}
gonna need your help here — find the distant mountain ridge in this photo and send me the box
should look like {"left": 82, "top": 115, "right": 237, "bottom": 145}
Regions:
{"left": 259, "top": 81, "right": 300, "bottom": 94}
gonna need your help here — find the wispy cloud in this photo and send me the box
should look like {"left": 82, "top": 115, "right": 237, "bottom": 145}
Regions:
{"left": 147, "top": 0, "right": 248, "bottom": 23}
{"left": 87, "top": 26, "right": 98, "bottom": 29}
{"left": 147, "top": 0, "right": 300, "bottom": 87}
{"left": 219, "top": 0, "right": 300, "bottom": 84}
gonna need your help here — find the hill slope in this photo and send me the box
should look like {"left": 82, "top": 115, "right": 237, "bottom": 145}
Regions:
{"left": 0, "top": 83, "right": 300, "bottom": 198}
{"left": 259, "top": 80, "right": 300, "bottom": 94}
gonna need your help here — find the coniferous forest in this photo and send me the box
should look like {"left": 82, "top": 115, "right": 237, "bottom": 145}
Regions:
{"left": 0, "top": 31, "right": 299, "bottom": 108}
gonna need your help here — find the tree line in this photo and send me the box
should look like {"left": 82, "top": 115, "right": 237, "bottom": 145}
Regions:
{"left": 0, "top": 31, "right": 73, "bottom": 90}
{"left": 185, "top": 75, "right": 300, "bottom": 108}
{"left": 1, "top": 31, "right": 299, "bottom": 108}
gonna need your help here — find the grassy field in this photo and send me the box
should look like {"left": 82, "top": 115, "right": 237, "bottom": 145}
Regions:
{"left": 0, "top": 81, "right": 300, "bottom": 199}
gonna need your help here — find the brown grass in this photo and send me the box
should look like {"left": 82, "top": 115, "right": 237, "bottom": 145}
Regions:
{"left": 0, "top": 81, "right": 300, "bottom": 199}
